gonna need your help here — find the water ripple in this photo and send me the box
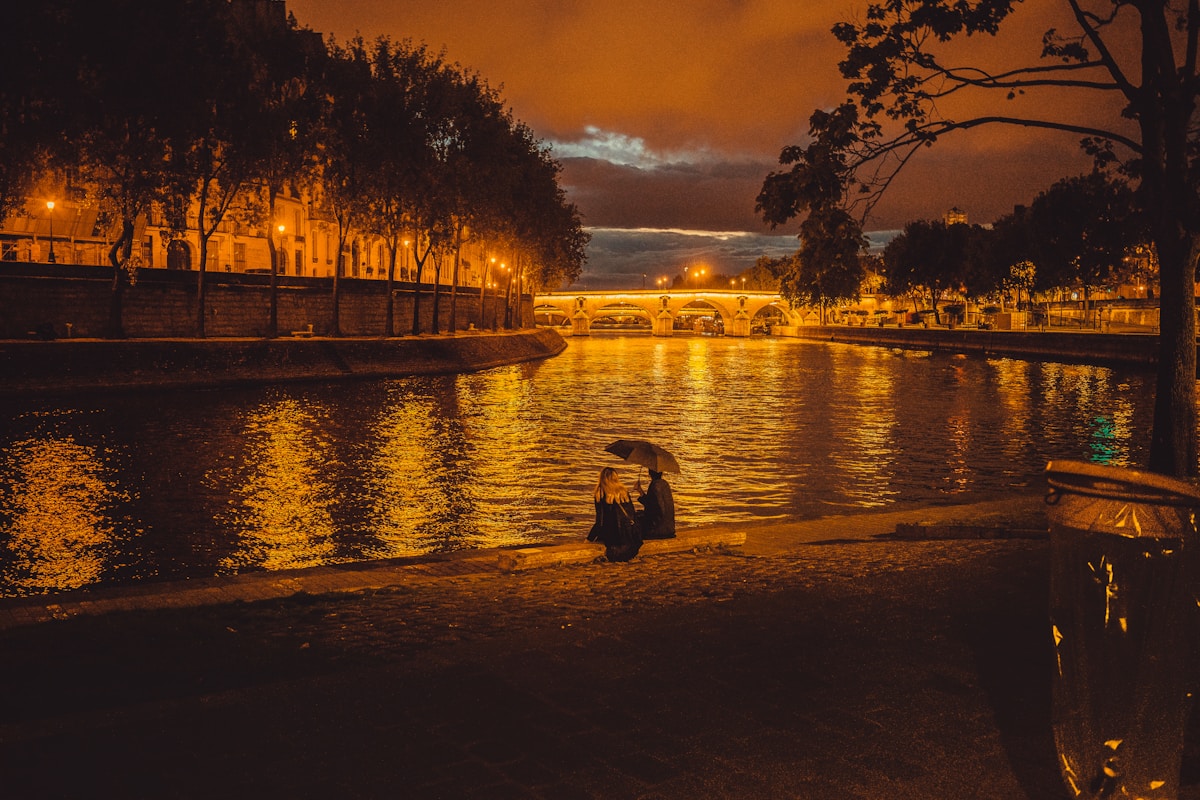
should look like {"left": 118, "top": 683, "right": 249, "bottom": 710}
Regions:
{"left": 0, "top": 334, "right": 1161, "bottom": 596}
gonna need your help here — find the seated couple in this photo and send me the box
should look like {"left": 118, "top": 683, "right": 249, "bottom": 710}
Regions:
{"left": 587, "top": 466, "right": 675, "bottom": 562}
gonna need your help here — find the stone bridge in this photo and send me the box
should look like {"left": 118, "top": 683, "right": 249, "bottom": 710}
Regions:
{"left": 533, "top": 290, "right": 805, "bottom": 336}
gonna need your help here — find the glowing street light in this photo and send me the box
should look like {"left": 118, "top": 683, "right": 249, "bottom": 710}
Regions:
{"left": 276, "top": 224, "right": 285, "bottom": 274}
{"left": 46, "top": 201, "right": 56, "bottom": 263}
{"left": 500, "top": 262, "right": 511, "bottom": 329}
{"left": 479, "top": 256, "right": 497, "bottom": 329}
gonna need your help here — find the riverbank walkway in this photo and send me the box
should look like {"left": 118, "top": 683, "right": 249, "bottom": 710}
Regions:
{"left": 4, "top": 493, "right": 1197, "bottom": 799}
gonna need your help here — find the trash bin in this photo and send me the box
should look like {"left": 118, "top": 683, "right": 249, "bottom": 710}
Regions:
{"left": 1045, "top": 460, "right": 1200, "bottom": 799}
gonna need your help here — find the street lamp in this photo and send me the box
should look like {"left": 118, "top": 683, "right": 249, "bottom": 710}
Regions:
{"left": 642, "top": 273, "right": 647, "bottom": 290}
{"left": 500, "top": 262, "right": 511, "bottom": 329}
{"left": 479, "top": 256, "right": 496, "bottom": 329}
{"left": 46, "top": 201, "right": 56, "bottom": 263}
{"left": 403, "top": 239, "right": 411, "bottom": 281}
{"left": 276, "top": 224, "right": 285, "bottom": 274}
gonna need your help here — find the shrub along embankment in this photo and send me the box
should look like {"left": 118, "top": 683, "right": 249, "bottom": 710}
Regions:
{"left": 0, "top": 328, "right": 566, "bottom": 396}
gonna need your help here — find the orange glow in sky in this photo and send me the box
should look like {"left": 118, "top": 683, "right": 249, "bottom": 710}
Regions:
{"left": 286, "top": 0, "right": 1133, "bottom": 287}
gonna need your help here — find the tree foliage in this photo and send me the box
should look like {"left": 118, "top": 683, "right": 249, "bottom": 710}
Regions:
{"left": 782, "top": 207, "right": 867, "bottom": 314}
{"left": 759, "top": 0, "right": 1200, "bottom": 476}
{"left": 0, "top": 0, "right": 587, "bottom": 339}
{"left": 883, "top": 219, "right": 976, "bottom": 320}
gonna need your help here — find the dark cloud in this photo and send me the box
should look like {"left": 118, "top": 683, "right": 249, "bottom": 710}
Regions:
{"left": 571, "top": 228, "right": 798, "bottom": 291}
{"left": 559, "top": 156, "right": 774, "bottom": 231}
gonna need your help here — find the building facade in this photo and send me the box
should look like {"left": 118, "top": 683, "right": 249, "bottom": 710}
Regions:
{"left": 0, "top": 187, "right": 503, "bottom": 293}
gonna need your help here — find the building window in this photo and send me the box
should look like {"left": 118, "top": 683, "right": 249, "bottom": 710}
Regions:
{"left": 234, "top": 242, "right": 247, "bottom": 272}
{"left": 143, "top": 237, "right": 154, "bottom": 267}
{"left": 295, "top": 250, "right": 303, "bottom": 276}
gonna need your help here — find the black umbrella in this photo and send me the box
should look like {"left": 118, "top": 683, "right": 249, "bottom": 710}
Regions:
{"left": 604, "top": 439, "right": 681, "bottom": 473}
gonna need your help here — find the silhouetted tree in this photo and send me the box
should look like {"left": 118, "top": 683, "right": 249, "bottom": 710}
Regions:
{"left": 784, "top": 207, "right": 867, "bottom": 323}
{"left": 759, "top": 1, "right": 1200, "bottom": 476}
{"left": 1026, "top": 173, "right": 1141, "bottom": 313}
{"left": 883, "top": 219, "right": 974, "bottom": 323}
{"left": 318, "top": 38, "right": 379, "bottom": 336}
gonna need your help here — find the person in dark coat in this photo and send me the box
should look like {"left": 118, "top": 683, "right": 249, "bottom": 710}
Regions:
{"left": 635, "top": 469, "right": 675, "bottom": 539}
{"left": 587, "top": 466, "right": 641, "bottom": 562}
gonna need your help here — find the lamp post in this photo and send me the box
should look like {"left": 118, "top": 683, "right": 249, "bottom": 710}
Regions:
{"left": 501, "top": 262, "right": 511, "bottom": 329}
{"left": 46, "top": 201, "right": 56, "bottom": 263}
{"left": 642, "top": 273, "right": 647, "bottom": 290}
{"left": 276, "top": 224, "right": 285, "bottom": 274}
{"left": 480, "top": 256, "right": 495, "bottom": 329}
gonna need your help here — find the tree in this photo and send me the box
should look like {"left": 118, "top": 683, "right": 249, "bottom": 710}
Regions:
{"left": 759, "top": 1, "right": 1200, "bottom": 477}
{"left": 0, "top": 4, "right": 69, "bottom": 225}
{"left": 64, "top": 0, "right": 199, "bottom": 338}
{"left": 239, "top": 10, "right": 323, "bottom": 338}
{"left": 1026, "top": 172, "right": 1141, "bottom": 315}
{"left": 507, "top": 128, "right": 588, "bottom": 301}
{"left": 741, "top": 257, "right": 783, "bottom": 292}
{"left": 318, "top": 38, "right": 378, "bottom": 337}
{"left": 174, "top": 1, "right": 267, "bottom": 338}
{"left": 356, "top": 39, "right": 458, "bottom": 338}
{"left": 882, "top": 219, "right": 973, "bottom": 322}
{"left": 783, "top": 206, "right": 868, "bottom": 323}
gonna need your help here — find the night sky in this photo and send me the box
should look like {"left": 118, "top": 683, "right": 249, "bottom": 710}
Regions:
{"left": 287, "top": 1, "right": 1131, "bottom": 289}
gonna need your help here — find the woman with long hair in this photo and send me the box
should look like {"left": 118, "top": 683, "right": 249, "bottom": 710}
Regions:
{"left": 588, "top": 466, "right": 642, "bottom": 562}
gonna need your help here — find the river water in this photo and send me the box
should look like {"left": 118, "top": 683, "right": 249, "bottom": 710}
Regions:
{"left": 0, "top": 334, "right": 1156, "bottom": 597}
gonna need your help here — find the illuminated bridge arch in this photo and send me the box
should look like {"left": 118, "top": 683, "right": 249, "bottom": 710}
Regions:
{"left": 533, "top": 290, "right": 803, "bottom": 337}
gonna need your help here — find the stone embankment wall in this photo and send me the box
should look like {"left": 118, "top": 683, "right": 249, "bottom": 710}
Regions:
{"left": 0, "top": 328, "right": 566, "bottom": 396}
{"left": 780, "top": 325, "right": 1161, "bottom": 369}
{"left": 0, "top": 263, "right": 529, "bottom": 339}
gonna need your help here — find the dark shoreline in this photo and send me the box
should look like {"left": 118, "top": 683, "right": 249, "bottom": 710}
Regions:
{"left": 784, "top": 324, "right": 1162, "bottom": 370}
{"left": 0, "top": 328, "right": 567, "bottom": 397}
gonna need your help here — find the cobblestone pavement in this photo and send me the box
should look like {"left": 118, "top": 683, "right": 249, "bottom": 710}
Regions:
{"left": 0, "top": 501, "right": 1197, "bottom": 799}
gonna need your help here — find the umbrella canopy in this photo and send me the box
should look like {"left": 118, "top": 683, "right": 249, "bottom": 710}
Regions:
{"left": 604, "top": 439, "right": 681, "bottom": 473}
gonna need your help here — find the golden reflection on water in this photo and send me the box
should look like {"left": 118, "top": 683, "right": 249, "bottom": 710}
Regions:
{"left": 827, "top": 349, "right": 900, "bottom": 506}
{"left": 453, "top": 365, "right": 548, "bottom": 549}
{"left": 0, "top": 336, "right": 1165, "bottom": 597}
{"left": 366, "top": 396, "right": 450, "bottom": 556}
{"left": 993, "top": 359, "right": 1033, "bottom": 467}
{"left": 944, "top": 360, "right": 975, "bottom": 493}
{"left": 219, "top": 399, "right": 337, "bottom": 571}
{"left": 0, "top": 437, "right": 122, "bottom": 593}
